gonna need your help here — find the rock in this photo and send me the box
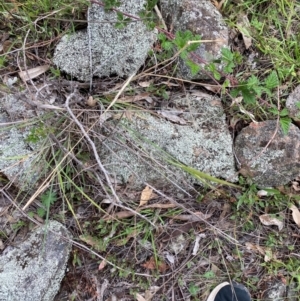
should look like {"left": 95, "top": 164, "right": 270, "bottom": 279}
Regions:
{"left": 160, "top": 0, "right": 229, "bottom": 80}
{"left": 0, "top": 93, "right": 46, "bottom": 190}
{"left": 263, "top": 280, "right": 286, "bottom": 301}
{"left": 287, "top": 282, "right": 298, "bottom": 301}
{"left": 0, "top": 221, "right": 72, "bottom": 301}
{"left": 286, "top": 85, "right": 300, "bottom": 122}
{"left": 101, "top": 91, "right": 237, "bottom": 190}
{"left": 234, "top": 120, "right": 300, "bottom": 187}
{"left": 53, "top": 1, "right": 156, "bottom": 81}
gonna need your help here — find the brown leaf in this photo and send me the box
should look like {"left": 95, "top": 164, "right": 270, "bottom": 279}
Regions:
{"left": 292, "top": 181, "right": 300, "bottom": 191}
{"left": 290, "top": 205, "right": 300, "bottom": 227}
{"left": 18, "top": 65, "right": 50, "bottom": 81}
{"left": 140, "top": 185, "right": 156, "bottom": 206}
{"left": 259, "top": 213, "right": 284, "bottom": 231}
{"left": 98, "top": 259, "right": 107, "bottom": 270}
{"left": 86, "top": 95, "right": 97, "bottom": 107}
{"left": 172, "top": 211, "right": 212, "bottom": 222}
{"left": 138, "top": 81, "right": 152, "bottom": 87}
{"left": 236, "top": 14, "right": 252, "bottom": 49}
{"left": 141, "top": 257, "right": 168, "bottom": 272}
{"left": 201, "top": 83, "right": 222, "bottom": 93}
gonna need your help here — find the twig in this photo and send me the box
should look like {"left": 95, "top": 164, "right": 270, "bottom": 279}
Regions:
{"left": 147, "top": 184, "right": 240, "bottom": 245}
{"left": 154, "top": 5, "right": 167, "bottom": 30}
{"left": 65, "top": 93, "right": 156, "bottom": 227}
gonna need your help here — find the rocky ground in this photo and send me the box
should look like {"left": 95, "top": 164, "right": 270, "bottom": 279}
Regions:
{"left": 0, "top": 0, "right": 300, "bottom": 300}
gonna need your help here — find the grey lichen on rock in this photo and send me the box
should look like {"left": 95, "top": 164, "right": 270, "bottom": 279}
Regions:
{"left": 53, "top": 0, "right": 156, "bottom": 81}
{"left": 0, "top": 93, "right": 46, "bottom": 190}
{"left": 0, "top": 221, "right": 72, "bottom": 301}
{"left": 160, "top": 0, "right": 229, "bottom": 80}
{"left": 286, "top": 84, "right": 300, "bottom": 121}
{"left": 101, "top": 92, "right": 237, "bottom": 190}
{"left": 235, "top": 120, "right": 300, "bottom": 187}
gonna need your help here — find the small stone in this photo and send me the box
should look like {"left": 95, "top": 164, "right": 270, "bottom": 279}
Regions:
{"left": 0, "top": 221, "right": 72, "bottom": 301}
{"left": 234, "top": 120, "right": 300, "bottom": 187}
{"left": 263, "top": 280, "right": 286, "bottom": 301}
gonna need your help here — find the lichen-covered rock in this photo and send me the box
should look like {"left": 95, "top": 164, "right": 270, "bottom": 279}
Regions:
{"left": 160, "top": 0, "right": 229, "bottom": 80}
{"left": 101, "top": 92, "right": 237, "bottom": 190}
{"left": 53, "top": 1, "right": 156, "bottom": 81}
{"left": 262, "top": 280, "right": 287, "bottom": 301}
{"left": 0, "top": 221, "right": 72, "bottom": 301}
{"left": 286, "top": 85, "right": 300, "bottom": 121}
{"left": 0, "top": 93, "right": 46, "bottom": 190}
{"left": 234, "top": 120, "right": 300, "bottom": 187}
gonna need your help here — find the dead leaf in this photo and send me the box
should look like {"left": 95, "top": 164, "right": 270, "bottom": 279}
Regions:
{"left": 192, "top": 233, "right": 206, "bottom": 255}
{"left": 236, "top": 14, "right": 252, "bottom": 49}
{"left": 245, "top": 242, "right": 276, "bottom": 262}
{"left": 259, "top": 213, "right": 284, "bottom": 231}
{"left": 201, "top": 83, "right": 222, "bottom": 93}
{"left": 257, "top": 190, "right": 269, "bottom": 197}
{"left": 264, "top": 248, "right": 275, "bottom": 262}
{"left": 140, "top": 185, "right": 156, "bottom": 206}
{"left": 86, "top": 95, "right": 97, "bottom": 107}
{"left": 290, "top": 205, "right": 300, "bottom": 227}
{"left": 136, "top": 293, "right": 147, "bottom": 301}
{"left": 18, "top": 65, "right": 50, "bottom": 81}
{"left": 211, "top": 0, "right": 226, "bottom": 10}
{"left": 138, "top": 81, "right": 152, "bottom": 88}
{"left": 141, "top": 256, "right": 168, "bottom": 272}
{"left": 157, "top": 110, "right": 187, "bottom": 125}
{"left": 161, "top": 81, "right": 179, "bottom": 87}
{"left": 98, "top": 259, "right": 107, "bottom": 270}
{"left": 172, "top": 211, "right": 212, "bottom": 222}
{"left": 292, "top": 181, "right": 300, "bottom": 191}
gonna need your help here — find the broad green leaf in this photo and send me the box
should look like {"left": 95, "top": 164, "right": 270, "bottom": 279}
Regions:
{"left": 280, "top": 116, "right": 292, "bottom": 135}
{"left": 265, "top": 71, "right": 279, "bottom": 90}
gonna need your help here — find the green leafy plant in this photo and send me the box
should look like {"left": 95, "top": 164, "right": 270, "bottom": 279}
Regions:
{"left": 269, "top": 106, "right": 292, "bottom": 135}
{"left": 37, "top": 190, "right": 57, "bottom": 218}
{"left": 230, "top": 70, "right": 279, "bottom": 104}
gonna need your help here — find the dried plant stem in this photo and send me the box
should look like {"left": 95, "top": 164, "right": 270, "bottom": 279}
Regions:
{"left": 65, "top": 92, "right": 156, "bottom": 227}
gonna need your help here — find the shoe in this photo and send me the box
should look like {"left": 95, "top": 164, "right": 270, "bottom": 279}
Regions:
{"left": 207, "top": 281, "right": 251, "bottom": 301}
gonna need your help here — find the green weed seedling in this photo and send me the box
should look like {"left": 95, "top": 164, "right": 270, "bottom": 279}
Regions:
{"left": 36, "top": 190, "right": 57, "bottom": 219}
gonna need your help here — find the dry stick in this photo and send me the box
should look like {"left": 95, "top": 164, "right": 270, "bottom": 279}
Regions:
{"left": 104, "top": 73, "right": 136, "bottom": 113}
{"left": 147, "top": 184, "right": 240, "bottom": 245}
{"left": 2, "top": 189, "right": 154, "bottom": 279}
{"left": 65, "top": 92, "right": 156, "bottom": 228}
{"left": 154, "top": 4, "right": 167, "bottom": 30}
{"left": 22, "top": 121, "right": 89, "bottom": 210}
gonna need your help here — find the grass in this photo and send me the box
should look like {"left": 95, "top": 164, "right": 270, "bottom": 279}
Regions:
{"left": 1, "top": 0, "right": 300, "bottom": 300}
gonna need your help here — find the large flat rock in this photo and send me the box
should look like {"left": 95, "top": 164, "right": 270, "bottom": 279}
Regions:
{"left": 53, "top": 0, "right": 156, "bottom": 81}
{"left": 0, "top": 221, "right": 72, "bottom": 301}
{"left": 101, "top": 91, "right": 237, "bottom": 191}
